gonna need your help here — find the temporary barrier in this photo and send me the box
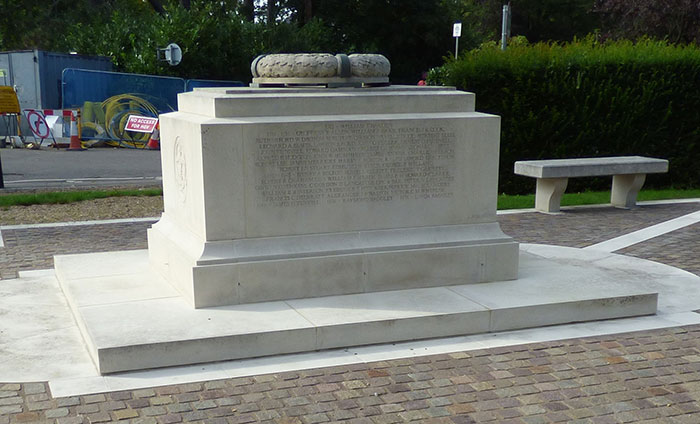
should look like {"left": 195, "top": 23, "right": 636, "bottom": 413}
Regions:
{"left": 146, "top": 122, "right": 160, "bottom": 150}
{"left": 0, "top": 50, "right": 112, "bottom": 110}
{"left": 0, "top": 85, "right": 21, "bottom": 146}
{"left": 185, "top": 79, "right": 244, "bottom": 91}
{"left": 22, "top": 108, "right": 79, "bottom": 147}
{"left": 62, "top": 69, "right": 180, "bottom": 148}
{"left": 62, "top": 69, "right": 244, "bottom": 148}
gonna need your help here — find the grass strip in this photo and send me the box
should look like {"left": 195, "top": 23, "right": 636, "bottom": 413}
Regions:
{"left": 0, "top": 187, "right": 697, "bottom": 210}
{"left": 498, "top": 188, "right": 700, "bottom": 210}
{"left": 0, "top": 188, "right": 163, "bottom": 207}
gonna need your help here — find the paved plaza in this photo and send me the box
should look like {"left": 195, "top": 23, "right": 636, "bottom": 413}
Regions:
{"left": 1, "top": 200, "right": 699, "bottom": 423}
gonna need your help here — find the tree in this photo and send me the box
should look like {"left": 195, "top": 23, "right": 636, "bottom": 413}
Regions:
{"left": 0, "top": 0, "right": 124, "bottom": 50}
{"left": 595, "top": 0, "right": 700, "bottom": 44}
{"left": 240, "top": 0, "right": 254, "bottom": 21}
{"left": 510, "top": 0, "right": 599, "bottom": 43}
{"left": 11, "top": 0, "right": 606, "bottom": 83}
{"left": 56, "top": 0, "right": 341, "bottom": 81}
{"left": 145, "top": 0, "right": 194, "bottom": 14}
{"left": 280, "top": 0, "right": 456, "bottom": 83}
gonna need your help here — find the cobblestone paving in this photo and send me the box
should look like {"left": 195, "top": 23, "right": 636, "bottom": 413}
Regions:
{"left": 3, "top": 327, "right": 700, "bottom": 424}
{"left": 619, "top": 223, "right": 700, "bottom": 277}
{"left": 0, "top": 222, "right": 153, "bottom": 279}
{"left": 497, "top": 202, "right": 700, "bottom": 248}
{"left": 1, "top": 202, "right": 699, "bottom": 423}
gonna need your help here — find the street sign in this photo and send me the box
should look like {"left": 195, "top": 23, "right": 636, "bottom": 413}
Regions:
{"left": 453, "top": 22, "right": 462, "bottom": 38}
{"left": 157, "top": 43, "right": 182, "bottom": 66}
{"left": 125, "top": 115, "right": 158, "bottom": 133}
{"left": 26, "top": 110, "right": 50, "bottom": 139}
{"left": 453, "top": 22, "right": 463, "bottom": 60}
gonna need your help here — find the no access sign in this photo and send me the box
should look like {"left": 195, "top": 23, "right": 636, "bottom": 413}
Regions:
{"left": 125, "top": 115, "right": 158, "bottom": 133}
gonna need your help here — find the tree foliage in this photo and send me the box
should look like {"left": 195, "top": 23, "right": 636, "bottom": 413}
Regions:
{"left": 0, "top": 0, "right": 128, "bottom": 51}
{"left": 297, "top": 0, "right": 456, "bottom": 83}
{"left": 52, "top": 0, "right": 341, "bottom": 81}
{"left": 510, "top": 0, "right": 600, "bottom": 43}
{"left": 442, "top": 1, "right": 599, "bottom": 47}
{"left": 3, "top": 0, "right": 700, "bottom": 84}
{"left": 595, "top": 0, "right": 700, "bottom": 44}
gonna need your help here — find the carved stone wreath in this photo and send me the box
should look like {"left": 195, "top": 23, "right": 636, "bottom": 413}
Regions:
{"left": 250, "top": 53, "right": 390, "bottom": 87}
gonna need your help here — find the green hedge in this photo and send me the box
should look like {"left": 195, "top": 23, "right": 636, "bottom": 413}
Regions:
{"left": 429, "top": 38, "right": 700, "bottom": 194}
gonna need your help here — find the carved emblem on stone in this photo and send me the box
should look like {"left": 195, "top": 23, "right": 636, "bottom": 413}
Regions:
{"left": 250, "top": 53, "right": 390, "bottom": 88}
{"left": 173, "top": 136, "right": 187, "bottom": 202}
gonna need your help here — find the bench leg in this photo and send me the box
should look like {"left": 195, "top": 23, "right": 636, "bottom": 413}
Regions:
{"left": 535, "top": 177, "right": 568, "bottom": 212}
{"left": 611, "top": 173, "right": 646, "bottom": 208}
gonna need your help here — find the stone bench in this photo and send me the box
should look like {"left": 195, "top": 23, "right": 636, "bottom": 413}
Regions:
{"left": 514, "top": 156, "right": 669, "bottom": 212}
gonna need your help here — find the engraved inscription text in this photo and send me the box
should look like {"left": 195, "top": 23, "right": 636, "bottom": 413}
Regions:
{"left": 254, "top": 122, "right": 456, "bottom": 207}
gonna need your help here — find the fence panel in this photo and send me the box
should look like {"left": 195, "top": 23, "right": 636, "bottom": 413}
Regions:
{"left": 185, "top": 79, "right": 244, "bottom": 91}
{"left": 62, "top": 69, "right": 184, "bottom": 147}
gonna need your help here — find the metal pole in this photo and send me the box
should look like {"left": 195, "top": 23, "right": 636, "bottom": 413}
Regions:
{"left": 0, "top": 150, "right": 5, "bottom": 189}
{"left": 455, "top": 37, "right": 459, "bottom": 60}
{"left": 501, "top": 4, "right": 510, "bottom": 51}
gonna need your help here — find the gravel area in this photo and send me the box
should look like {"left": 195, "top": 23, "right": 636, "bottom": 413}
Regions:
{"left": 0, "top": 196, "right": 163, "bottom": 225}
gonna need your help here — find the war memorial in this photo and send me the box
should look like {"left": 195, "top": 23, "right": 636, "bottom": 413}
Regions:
{"left": 54, "top": 54, "right": 659, "bottom": 374}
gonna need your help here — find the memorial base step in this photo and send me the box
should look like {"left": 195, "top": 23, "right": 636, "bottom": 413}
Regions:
{"left": 54, "top": 245, "right": 658, "bottom": 374}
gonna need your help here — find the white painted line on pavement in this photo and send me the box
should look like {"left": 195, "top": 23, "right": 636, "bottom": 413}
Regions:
{"left": 0, "top": 217, "right": 159, "bottom": 231}
{"left": 4, "top": 177, "right": 162, "bottom": 184}
{"left": 638, "top": 198, "right": 700, "bottom": 206}
{"left": 585, "top": 210, "right": 700, "bottom": 253}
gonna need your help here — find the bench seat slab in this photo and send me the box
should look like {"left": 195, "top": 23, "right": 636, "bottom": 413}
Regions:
{"left": 515, "top": 156, "right": 668, "bottom": 179}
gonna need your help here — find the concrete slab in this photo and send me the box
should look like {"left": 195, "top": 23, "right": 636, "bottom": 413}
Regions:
{"left": 54, "top": 250, "right": 148, "bottom": 281}
{"left": 55, "top": 244, "right": 658, "bottom": 375}
{"left": 0, "top": 270, "right": 97, "bottom": 382}
{"left": 82, "top": 298, "right": 318, "bottom": 374}
{"left": 288, "top": 287, "right": 491, "bottom": 350}
{"left": 451, "top": 248, "right": 659, "bottom": 331}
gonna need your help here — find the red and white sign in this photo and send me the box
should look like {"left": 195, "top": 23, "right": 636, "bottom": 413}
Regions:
{"left": 125, "top": 115, "right": 159, "bottom": 133}
{"left": 26, "top": 110, "right": 51, "bottom": 139}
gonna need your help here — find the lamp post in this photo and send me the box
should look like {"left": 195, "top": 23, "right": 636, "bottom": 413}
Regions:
{"left": 501, "top": 4, "right": 511, "bottom": 51}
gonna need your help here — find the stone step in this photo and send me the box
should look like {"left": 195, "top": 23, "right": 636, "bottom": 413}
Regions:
{"left": 54, "top": 245, "right": 658, "bottom": 374}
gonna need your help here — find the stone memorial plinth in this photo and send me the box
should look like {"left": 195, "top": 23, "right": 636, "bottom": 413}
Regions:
{"left": 148, "top": 85, "right": 520, "bottom": 308}
{"left": 53, "top": 56, "right": 657, "bottom": 374}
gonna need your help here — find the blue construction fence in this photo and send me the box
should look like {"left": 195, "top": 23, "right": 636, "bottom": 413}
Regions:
{"left": 62, "top": 69, "right": 243, "bottom": 147}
